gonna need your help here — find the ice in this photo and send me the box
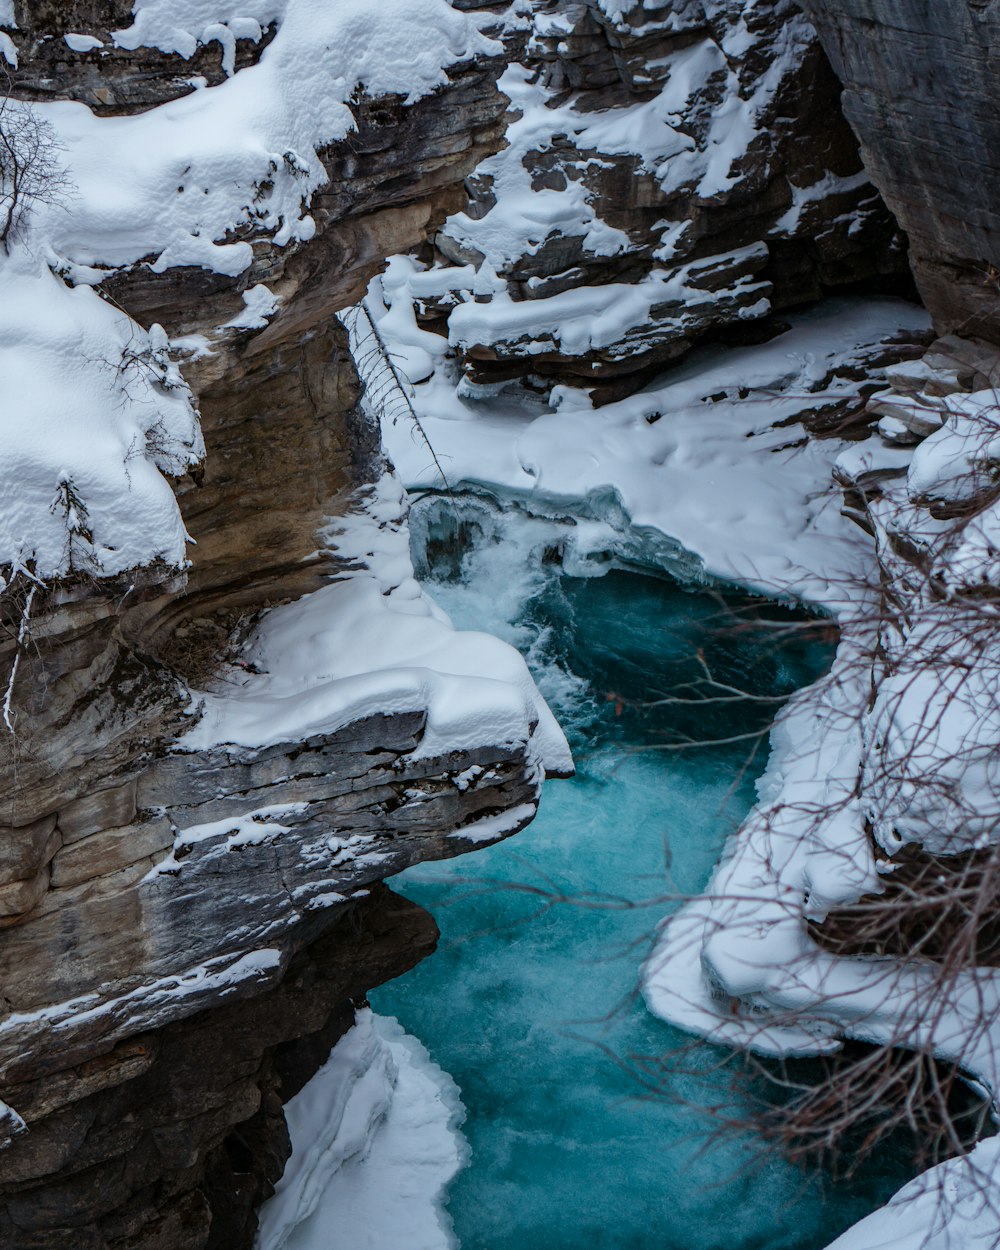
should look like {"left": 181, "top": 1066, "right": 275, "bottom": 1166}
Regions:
{"left": 256, "top": 1010, "right": 467, "bottom": 1250}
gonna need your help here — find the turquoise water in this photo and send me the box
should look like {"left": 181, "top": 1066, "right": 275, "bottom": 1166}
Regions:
{"left": 373, "top": 499, "right": 914, "bottom": 1250}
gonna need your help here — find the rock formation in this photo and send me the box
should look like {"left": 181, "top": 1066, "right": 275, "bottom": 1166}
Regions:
{"left": 796, "top": 0, "right": 1000, "bottom": 345}
{"left": 0, "top": 4, "right": 570, "bottom": 1246}
{"left": 422, "top": 0, "right": 909, "bottom": 401}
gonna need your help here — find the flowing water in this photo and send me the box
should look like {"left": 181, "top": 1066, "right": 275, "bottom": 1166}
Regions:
{"left": 372, "top": 495, "right": 917, "bottom": 1250}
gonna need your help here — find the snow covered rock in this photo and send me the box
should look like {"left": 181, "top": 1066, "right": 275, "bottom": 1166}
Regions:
{"left": 426, "top": 0, "right": 906, "bottom": 399}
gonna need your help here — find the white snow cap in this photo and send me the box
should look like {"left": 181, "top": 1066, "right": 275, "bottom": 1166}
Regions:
{"left": 0, "top": 251, "right": 203, "bottom": 581}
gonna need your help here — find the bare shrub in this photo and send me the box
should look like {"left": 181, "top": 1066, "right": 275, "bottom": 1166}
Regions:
{"left": 0, "top": 83, "right": 72, "bottom": 250}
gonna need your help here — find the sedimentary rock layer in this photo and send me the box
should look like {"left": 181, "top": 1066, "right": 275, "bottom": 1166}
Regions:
{"left": 430, "top": 0, "right": 908, "bottom": 399}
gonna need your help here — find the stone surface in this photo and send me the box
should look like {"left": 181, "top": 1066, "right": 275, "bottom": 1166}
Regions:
{"left": 0, "top": 869, "right": 50, "bottom": 922}
{"left": 58, "top": 784, "right": 138, "bottom": 844}
{"left": 0, "top": 817, "right": 59, "bottom": 887}
{"left": 0, "top": 885, "right": 435, "bottom": 1250}
{"left": 49, "top": 819, "right": 173, "bottom": 891}
{"left": 797, "top": 0, "right": 1000, "bottom": 343}
{"left": 4, "top": 1, "right": 277, "bottom": 114}
{"left": 0, "top": 20, "right": 523, "bottom": 1250}
{"left": 0, "top": 1, "right": 979, "bottom": 1245}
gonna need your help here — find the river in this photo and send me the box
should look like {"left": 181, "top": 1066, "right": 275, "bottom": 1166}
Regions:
{"left": 368, "top": 494, "right": 917, "bottom": 1250}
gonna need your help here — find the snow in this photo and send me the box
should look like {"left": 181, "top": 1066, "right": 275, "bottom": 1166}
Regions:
{"left": 256, "top": 1010, "right": 467, "bottom": 1250}
{"left": 441, "top": 64, "right": 632, "bottom": 269}
{"left": 27, "top": 1, "right": 497, "bottom": 276}
{"left": 362, "top": 253, "right": 979, "bottom": 1244}
{"left": 183, "top": 475, "right": 571, "bottom": 776}
{"left": 64, "top": 33, "right": 104, "bottom": 53}
{"left": 825, "top": 1138, "right": 1000, "bottom": 1250}
{"left": 774, "top": 170, "right": 872, "bottom": 235}
{"left": 0, "top": 250, "right": 203, "bottom": 581}
{"left": 907, "top": 391, "right": 1000, "bottom": 505}
{"left": 365, "top": 261, "right": 953, "bottom": 1059}
{"left": 437, "top": 0, "right": 828, "bottom": 372}
{"left": 367, "top": 253, "right": 1000, "bottom": 1244}
{"left": 224, "top": 282, "right": 280, "bottom": 330}
{"left": 448, "top": 245, "right": 770, "bottom": 359}
{"left": 374, "top": 256, "right": 928, "bottom": 602}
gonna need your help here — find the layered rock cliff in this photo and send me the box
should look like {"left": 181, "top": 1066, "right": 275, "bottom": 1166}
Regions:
{"left": 416, "top": 0, "right": 910, "bottom": 401}
{"left": 0, "top": 4, "right": 569, "bottom": 1246}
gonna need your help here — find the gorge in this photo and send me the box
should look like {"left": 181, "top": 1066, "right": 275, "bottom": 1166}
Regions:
{"left": 1, "top": 2, "right": 999, "bottom": 1249}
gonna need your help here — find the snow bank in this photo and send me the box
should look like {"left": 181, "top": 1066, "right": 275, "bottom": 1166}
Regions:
{"left": 824, "top": 1138, "right": 1000, "bottom": 1250}
{"left": 256, "top": 1010, "right": 467, "bottom": 1250}
{"left": 374, "top": 256, "right": 929, "bottom": 603}
{"left": 0, "top": 249, "right": 203, "bottom": 580}
{"left": 35, "top": 0, "right": 498, "bottom": 276}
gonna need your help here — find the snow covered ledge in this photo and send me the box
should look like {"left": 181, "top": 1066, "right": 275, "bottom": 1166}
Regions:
{"left": 255, "top": 1009, "right": 467, "bottom": 1250}
{"left": 182, "top": 474, "right": 569, "bottom": 776}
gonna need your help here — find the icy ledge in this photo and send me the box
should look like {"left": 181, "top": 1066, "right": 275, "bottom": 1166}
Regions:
{"left": 183, "top": 474, "right": 570, "bottom": 776}
{"left": 255, "top": 1009, "right": 466, "bottom": 1250}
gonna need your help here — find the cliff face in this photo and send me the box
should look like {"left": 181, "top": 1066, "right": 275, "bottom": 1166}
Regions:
{"left": 797, "top": 0, "right": 1000, "bottom": 343}
{"left": 0, "top": 6, "right": 568, "bottom": 1247}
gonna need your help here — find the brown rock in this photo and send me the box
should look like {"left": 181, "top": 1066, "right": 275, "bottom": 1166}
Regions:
{"left": 0, "top": 867, "right": 50, "bottom": 921}
{"left": 58, "top": 781, "right": 139, "bottom": 843}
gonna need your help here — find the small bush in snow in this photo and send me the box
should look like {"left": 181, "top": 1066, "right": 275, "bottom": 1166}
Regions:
{"left": 0, "top": 89, "right": 72, "bottom": 250}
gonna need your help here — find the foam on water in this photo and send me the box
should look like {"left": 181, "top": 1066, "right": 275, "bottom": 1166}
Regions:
{"left": 374, "top": 494, "right": 918, "bottom": 1250}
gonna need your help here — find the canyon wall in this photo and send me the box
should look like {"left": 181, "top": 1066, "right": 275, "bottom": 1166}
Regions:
{"left": 797, "top": 0, "right": 1000, "bottom": 343}
{"left": 419, "top": 0, "right": 910, "bottom": 402}
{"left": 0, "top": 5, "right": 565, "bottom": 1247}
